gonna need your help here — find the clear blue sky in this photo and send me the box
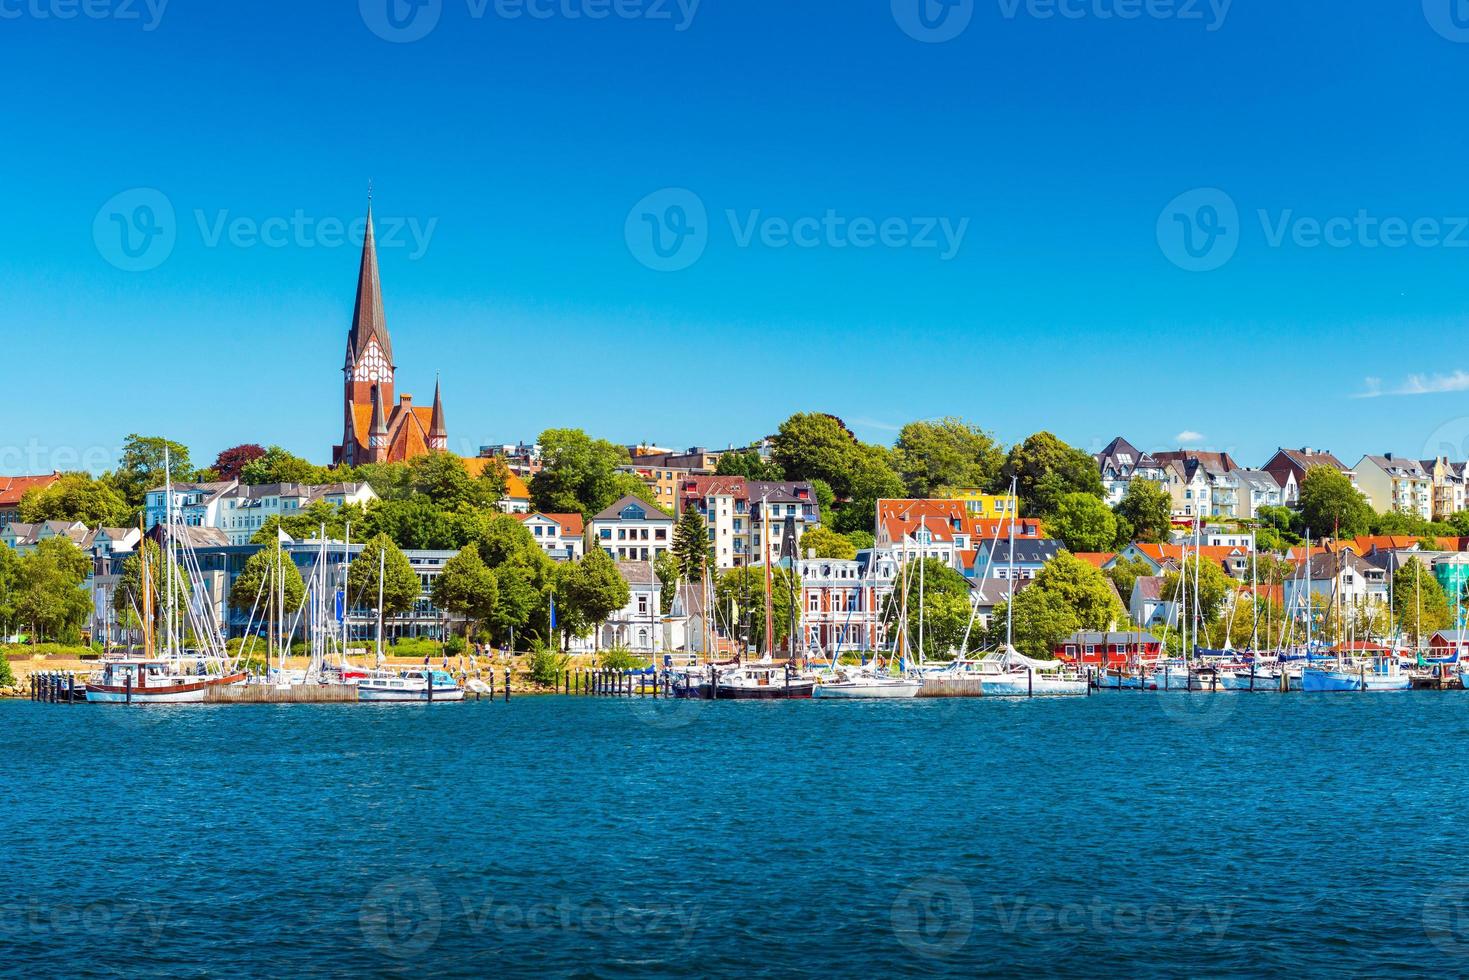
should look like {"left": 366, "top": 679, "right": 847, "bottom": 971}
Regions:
{"left": 5, "top": 1, "right": 1469, "bottom": 476}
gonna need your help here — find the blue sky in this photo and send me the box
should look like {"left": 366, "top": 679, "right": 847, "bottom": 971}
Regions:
{"left": 5, "top": 1, "right": 1469, "bottom": 476}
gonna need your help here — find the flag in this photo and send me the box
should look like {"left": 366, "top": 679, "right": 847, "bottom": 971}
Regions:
{"left": 549, "top": 592, "right": 557, "bottom": 631}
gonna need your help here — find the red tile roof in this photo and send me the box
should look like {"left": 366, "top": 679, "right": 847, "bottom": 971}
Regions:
{"left": 0, "top": 473, "right": 59, "bottom": 508}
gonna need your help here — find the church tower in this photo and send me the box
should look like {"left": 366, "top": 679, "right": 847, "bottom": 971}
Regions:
{"left": 333, "top": 198, "right": 447, "bottom": 467}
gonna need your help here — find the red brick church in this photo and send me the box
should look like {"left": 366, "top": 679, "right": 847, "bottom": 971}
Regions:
{"left": 333, "top": 207, "right": 446, "bottom": 466}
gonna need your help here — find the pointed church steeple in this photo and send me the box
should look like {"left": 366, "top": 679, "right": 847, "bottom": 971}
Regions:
{"left": 429, "top": 375, "right": 447, "bottom": 451}
{"left": 368, "top": 382, "right": 389, "bottom": 462}
{"left": 347, "top": 206, "right": 393, "bottom": 365}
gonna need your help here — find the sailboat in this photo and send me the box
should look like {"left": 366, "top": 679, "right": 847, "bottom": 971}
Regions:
{"left": 87, "top": 451, "right": 247, "bottom": 703}
{"left": 814, "top": 513, "right": 921, "bottom": 698}
{"left": 1301, "top": 533, "right": 1410, "bottom": 692}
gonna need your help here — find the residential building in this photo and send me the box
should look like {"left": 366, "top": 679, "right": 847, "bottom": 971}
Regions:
{"left": 1129, "top": 576, "right": 1171, "bottom": 628}
{"left": 476, "top": 441, "right": 542, "bottom": 478}
{"left": 514, "top": 512, "right": 585, "bottom": 560}
{"left": 587, "top": 561, "right": 663, "bottom": 654}
{"left": 1115, "top": 542, "right": 1251, "bottom": 579}
{"left": 798, "top": 552, "right": 899, "bottom": 654}
{"left": 1356, "top": 454, "right": 1433, "bottom": 519}
{"left": 679, "top": 476, "right": 820, "bottom": 568}
{"left": 0, "top": 472, "right": 60, "bottom": 529}
{"left": 218, "top": 482, "right": 377, "bottom": 545}
{"left": 1421, "top": 457, "right": 1468, "bottom": 519}
{"left": 624, "top": 447, "right": 723, "bottom": 506}
{"left": 1261, "top": 448, "right": 1357, "bottom": 505}
{"left": 950, "top": 489, "right": 1020, "bottom": 520}
{"left": 1234, "top": 469, "right": 1282, "bottom": 519}
{"left": 1154, "top": 451, "right": 1242, "bottom": 519}
{"left": 591, "top": 496, "right": 675, "bottom": 561}
{"left": 1282, "top": 551, "right": 1389, "bottom": 619}
{"left": 972, "top": 537, "right": 1064, "bottom": 581}
{"left": 1095, "top": 436, "right": 1167, "bottom": 506}
{"left": 145, "top": 480, "right": 238, "bottom": 529}
{"left": 2, "top": 520, "right": 89, "bottom": 554}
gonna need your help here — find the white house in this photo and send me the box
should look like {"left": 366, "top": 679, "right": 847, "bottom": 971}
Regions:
{"left": 1282, "top": 551, "right": 1389, "bottom": 620}
{"left": 1355, "top": 454, "right": 1433, "bottom": 520}
{"left": 515, "top": 512, "right": 585, "bottom": 561}
{"left": 586, "top": 560, "right": 663, "bottom": 654}
{"left": 590, "top": 496, "right": 675, "bottom": 562}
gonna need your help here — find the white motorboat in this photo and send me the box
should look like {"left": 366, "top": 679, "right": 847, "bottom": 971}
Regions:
{"left": 814, "top": 665, "right": 921, "bottom": 699}
{"left": 357, "top": 668, "right": 464, "bottom": 702}
{"left": 975, "top": 646, "right": 1087, "bottom": 697}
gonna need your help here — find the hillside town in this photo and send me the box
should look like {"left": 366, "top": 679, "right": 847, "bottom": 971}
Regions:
{"left": 5, "top": 211, "right": 1469, "bottom": 668}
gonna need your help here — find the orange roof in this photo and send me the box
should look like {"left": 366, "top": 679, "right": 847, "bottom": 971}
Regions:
{"left": 545, "top": 512, "right": 583, "bottom": 536}
{"left": 1135, "top": 543, "right": 1245, "bottom": 564}
{"left": 1346, "top": 535, "right": 1421, "bottom": 554}
{"left": 877, "top": 499, "right": 968, "bottom": 524}
{"left": 966, "top": 517, "right": 1044, "bottom": 540}
{"left": 1073, "top": 552, "right": 1116, "bottom": 569}
{"left": 0, "top": 473, "right": 59, "bottom": 507}
{"left": 504, "top": 472, "right": 530, "bottom": 500}
{"left": 1286, "top": 545, "right": 1329, "bottom": 561}
{"left": 882, "top": 515, "right": 957, "bottom": 544}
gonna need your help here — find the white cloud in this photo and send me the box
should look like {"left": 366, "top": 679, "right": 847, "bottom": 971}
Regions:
{"left": 1175, "top": 430, "right": 1205, "bottom": 444}
{"left": 1355, "top": 370, "right": 1469, "bottom": 398}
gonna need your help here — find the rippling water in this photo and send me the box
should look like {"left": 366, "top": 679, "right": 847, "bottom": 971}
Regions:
{"left": 7, "top": 691, "right": 1469, "bottom": 977}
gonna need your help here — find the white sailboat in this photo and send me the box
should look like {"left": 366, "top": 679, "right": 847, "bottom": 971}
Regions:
{"left": 355, "top": 547, "right": 463, "bottom": 702}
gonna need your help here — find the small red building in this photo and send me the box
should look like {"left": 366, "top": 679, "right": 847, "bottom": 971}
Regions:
{"left": 1055, "top": 631, "right": 1163, "bottom": 667}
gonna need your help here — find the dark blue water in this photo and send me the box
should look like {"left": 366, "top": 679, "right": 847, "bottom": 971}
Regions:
{"left": 7, "top": 692, "right": 1469, "bottom": 977}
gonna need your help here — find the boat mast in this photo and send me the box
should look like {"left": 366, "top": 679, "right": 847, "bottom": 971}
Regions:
{"left": 1004, "top": 478, "right": 1017, "bottom": 653}
{"left": 375, "top": 546, "right": 385, "bottom": 664}
{"left": 917, "top": 515, "right": 926, "bottom": 664}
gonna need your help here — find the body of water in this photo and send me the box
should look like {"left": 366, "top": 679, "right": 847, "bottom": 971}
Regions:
{"left": 7, "top": 692, "right": 1469, "bottom": 977}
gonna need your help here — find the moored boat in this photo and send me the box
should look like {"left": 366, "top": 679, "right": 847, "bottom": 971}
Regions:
{"left": 713, "top": 662, "right": 814, "bottom": 699}
{"left": 357, "top": 668, "right": 464, "bottom": 702}
{"left": 814, "top": 665, "right": 921, "bottom": 698}
{"left": 85, "top": 658, "right": 248, "bottom": 703}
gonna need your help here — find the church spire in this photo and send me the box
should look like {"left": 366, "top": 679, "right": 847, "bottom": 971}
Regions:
{"left": 429, "top": 375, "right": 447, "bottom": 451}
{"left": 348, "top": 203, "right": 392, "bottom": 364}
{"left": 368, "top": 382, "right": 389, "bottom": 462}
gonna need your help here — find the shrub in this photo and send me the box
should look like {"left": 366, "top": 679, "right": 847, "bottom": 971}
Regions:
{"left": 0, "top": 651, "right": 13, "bottom": 688}
{"left": 445, "top": 634, "right": 467, "bottom": 655}
{"left": 527, "top": 641, "right": 569, "bottom": 687}
{"left": 599, "top": 646, "right": 650, "bottom": 671}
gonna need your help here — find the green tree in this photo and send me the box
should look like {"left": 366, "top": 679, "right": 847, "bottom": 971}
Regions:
{"left": 1393, "top": 557, "right": 1452, "bottom": 647}
{"left": 229, "top": 545, "right": 307, "bottom": 616}
{"left": 431, "top": 546, "right": 500, "bottom": 641}
{"left": 882, "top": 557, "right": 973, "bottom": 660}
{"left": 715, "top": 448, "right": 784, "bottom": 481}
{"left": 409, "top": 452, "right": 499, "bottom": 510}
{"left": 364, "top": 498, "right": 463, "bottom": 550}
{"left": 1032, "top": 550, "right": 1127, "bottom": 630}
{"left": 716, "top": 565, "right": 801, "bottom": 654}
{"left": 1162, "top": 557, "right": 1236, "bottom": 625}
{"left": 1048, "top": 492, "right": 1118, "bottom": 552}
{"left": 989, "top": 587, "right": 1080, "bottom": 660}
{"left": 993, "top": 432, "right": 1105, "bottom": 520}
{"left": 843, "top": 530, "right": 876, "bottom": 552}
{"left": 1106, "top": 555, "right": 1154, "bottom": 604}
{"left": 797, "top": 526, "right": 857, "bottom": 560}
{"left": 529, "top": 428, "right": 632, "bottom": 519}
{"left": 1114, "top": 479, "right": 1172, "bottom": 545}
{"left": 1298, "top": 466, "right": 1372, "bottom": 538}
{"left": 350, "top": 462, "right": 416, "bottom": 501}
{"left": 110, "top": 434, "right": 194, "bottom": 506}
{"left": 15, "top": 537, "right": 93, "bottom": 643}
{"left": 892, "top": 417, "right": 1004, "bottom": 498}
{"left": 348, "top": 534, "right": 421, "bottom": 642}
{"left": 238, "top": 446, "right": 332, "bottom": 486}
{"left": 653, "top": 550, "right": 680, "bottom": 613}
{"left": 832, "top": 444, "right": 905, "bottom": 535}
{"left": 0, "top": 544, "right": 20, "bottom": 635}
{"left": 19, "top": 473, "right": 131, "bottom": 527}
{"left": 672, "top": 506, "right": 711, "bottom": 582}
{"left": 562, "top": 548, "right": 631, "bottom": 649}
{"left": 771, "top": 413, "right": 862, "bottom": 497}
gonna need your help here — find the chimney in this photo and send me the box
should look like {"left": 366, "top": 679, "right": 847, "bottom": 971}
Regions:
{"left": 399, "top": 394, "right": 412, "bottom": 408}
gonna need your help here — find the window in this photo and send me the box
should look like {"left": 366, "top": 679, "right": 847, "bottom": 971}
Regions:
{"left": 637, "top": 595, "right": 648, "bottom": 614}
{"left": 600, "top": 529, "right": 611, "bottom": 540}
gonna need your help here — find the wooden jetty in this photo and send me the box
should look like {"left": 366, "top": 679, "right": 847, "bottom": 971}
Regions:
{"left": 205, "top": 683, "right": 359, "bottom": 704}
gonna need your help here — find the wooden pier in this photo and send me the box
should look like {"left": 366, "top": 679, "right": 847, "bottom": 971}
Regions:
{"left": 205, "top": 683, "right": 359, "bottom": 703}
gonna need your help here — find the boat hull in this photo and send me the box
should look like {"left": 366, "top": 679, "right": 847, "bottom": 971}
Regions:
{"left": 85, "top": 672, "right": 249, "bottom": 704}
{"left": 1301, "top": 668, "right": 1411, "bottom": 692}
{"left": 714, "top": 682, "right": 815, "bottom": 700}
{"left": 357, "top": 688, "right": 466, "bottom": 702}
{"left": 980, "top": 675, "right": 1087, "bottom": 697}
{"left": 814, "top": 680, "right": 922, "bottom": 699}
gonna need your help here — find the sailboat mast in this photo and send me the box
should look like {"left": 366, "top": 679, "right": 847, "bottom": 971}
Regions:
{"left": 917, "top": 515, "right": 926, "bottom": 664}
{"left": 376, "top": 546, "right": 385, "bottom": 663}
{"left": 1004, "top": 478, "right": 1017, "bottom": 652}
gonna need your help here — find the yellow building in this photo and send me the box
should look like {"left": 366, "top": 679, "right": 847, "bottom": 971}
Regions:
{"left": 951, "top": 489, "right": 1019, "bottom": 519}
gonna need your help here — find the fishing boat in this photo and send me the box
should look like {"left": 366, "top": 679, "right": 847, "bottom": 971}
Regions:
{"left": 814, "top": 664, "right": 922, "bottom": 698}
{"left": 357, "top": 668, "right": 464, "bottom": 702}
{"left": 85, "top": 658, "right": 248, "bottom": 703}
{"left": 713, "top": 661, "right": 815, "bottom": 699}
